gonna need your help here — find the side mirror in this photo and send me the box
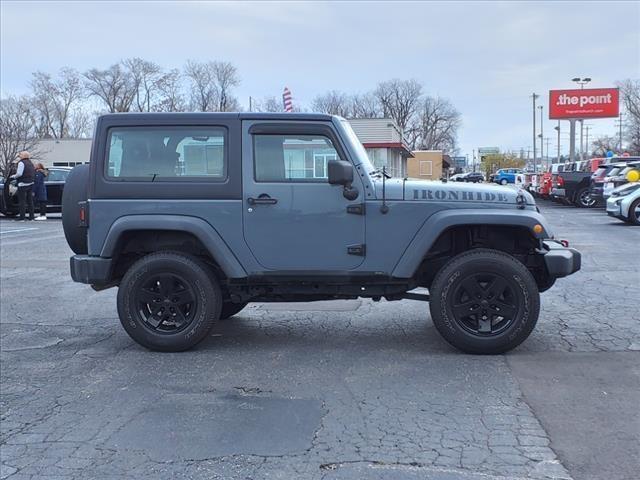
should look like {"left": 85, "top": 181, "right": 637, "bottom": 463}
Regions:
{"left": 327, "top": 160, "right": 358, "bottom": 200}
{"left": 328, "top": 160, "right": 354, "bottom": 185}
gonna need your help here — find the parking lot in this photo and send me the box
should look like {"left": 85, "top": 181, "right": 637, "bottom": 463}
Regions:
{"left": 0, "top": 202, "right": 638, "bottom": 480}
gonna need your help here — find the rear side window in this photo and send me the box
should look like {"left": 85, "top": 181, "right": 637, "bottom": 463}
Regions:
{"left": 106, "top": 126, "right": 226, "bottom": 181}
{"left": 47, "top": 169, "right": 69, "bottom": 182}
{"left": 253, "top": 134, "right": 340, "bottom": 182}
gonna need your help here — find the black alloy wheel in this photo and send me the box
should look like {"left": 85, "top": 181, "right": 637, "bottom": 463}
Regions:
{"left": 575, "top": 187, "right": 597, "bottom": 208}
{"left": 450, "top": 273, "right": 518, "bottom": 336}
{"left": 135, "top": 273, "right": 197, "bottom": 333}
{"left": 429, "top": 248, "right": 540, "bottom": 354}
{"left": 117, "top": 252, "right": 221, "bottom": 351}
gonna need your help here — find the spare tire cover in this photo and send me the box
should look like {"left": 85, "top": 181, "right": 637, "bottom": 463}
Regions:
{"left": 62, "top": 164, "right": 90, "bottom": 254}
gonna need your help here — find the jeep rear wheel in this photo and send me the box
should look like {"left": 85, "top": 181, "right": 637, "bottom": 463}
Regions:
{"left": 429, "top": 249, "right": 540, "bottom": 354}
{"left": 500, "top": 179, "right": 508, "bottom": 185}
{"left": 117, "top": 252, "right": 221, "bottom": 351}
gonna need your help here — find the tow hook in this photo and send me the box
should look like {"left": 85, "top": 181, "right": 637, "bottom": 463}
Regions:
{"left": 560, "top": 239, "right": 569, "bottom": 247}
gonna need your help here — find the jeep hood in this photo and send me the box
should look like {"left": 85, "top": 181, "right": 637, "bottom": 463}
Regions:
{"left": 372, "top": 178, "right": 535, "bottom": 205}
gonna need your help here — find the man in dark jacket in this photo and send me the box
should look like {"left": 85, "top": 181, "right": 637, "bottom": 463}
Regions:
{"left": 11, "top": 151, "right": 35, "bottom": 221}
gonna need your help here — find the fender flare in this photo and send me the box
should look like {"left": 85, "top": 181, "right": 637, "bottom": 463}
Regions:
{"left": 391, "top": 208, "right": 553, "bottom": 278}
{"left": 100, "top": 214, "right": 247, "bottom": 279}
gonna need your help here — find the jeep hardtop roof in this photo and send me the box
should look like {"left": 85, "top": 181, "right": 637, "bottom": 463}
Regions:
{"left": 97, "top": 112, "right": 335, "bottom": 122}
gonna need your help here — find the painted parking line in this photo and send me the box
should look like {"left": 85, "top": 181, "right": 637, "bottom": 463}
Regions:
{"left": 0, "top": 227, "right": 39, "bottom": 235}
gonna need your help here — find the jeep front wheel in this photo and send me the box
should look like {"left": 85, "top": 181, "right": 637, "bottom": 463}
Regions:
{"left": 117, "top": 252, "right": 222, "bottom": 351}
{"left": 429, "top": 249, "right": 540, "bottom": 354}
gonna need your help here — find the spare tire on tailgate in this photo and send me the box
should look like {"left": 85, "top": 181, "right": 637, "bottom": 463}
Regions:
{"left": 62, "top": 164, "right": 89, "bottom": 254}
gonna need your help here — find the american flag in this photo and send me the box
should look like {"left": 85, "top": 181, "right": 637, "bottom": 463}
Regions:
{"left": 282, "top": 87, "right": 293, "bottom": 112}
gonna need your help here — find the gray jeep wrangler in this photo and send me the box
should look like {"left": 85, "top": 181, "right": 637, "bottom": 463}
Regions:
{"left": 62, "top": 113, "right": 580, "bottom": 354}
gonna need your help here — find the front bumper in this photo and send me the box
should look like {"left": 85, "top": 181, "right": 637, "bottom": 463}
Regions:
{"left": 541, "top": 240, "right": 581, "bottom": 279}
{"left": 606, "top": 197, "right": 623, "bottom": 218}
{"left": 70, "top": 255, "right": 113, "bottom": 284}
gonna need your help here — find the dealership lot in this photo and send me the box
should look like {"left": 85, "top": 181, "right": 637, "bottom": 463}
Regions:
{"left": 1, "top": 203, "right": 638, "bottom": 480}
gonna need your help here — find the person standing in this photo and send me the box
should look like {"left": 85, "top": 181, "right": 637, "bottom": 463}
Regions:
{"left": 33, "top": 162, "right": 48, "bottom": 220}
{"left": 11, "top": 151, "right": 35, "bottom": 221}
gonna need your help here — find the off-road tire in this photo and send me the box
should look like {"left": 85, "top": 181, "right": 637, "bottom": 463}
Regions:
{"left": 429, "top": 248, "right": 540, "bottom": 354}
{"left": 220, "top": 302, "right": 248, "bottom": 320}
{"left": 500, "top": 179, "right": 508, "bottom": 185}
{"left": 62, "top": 164, "right": 89, "bottom": 254}
{"left": 117, "top": 252, "right": 222, "bottom": 351}
{"left": 628, "top": 198, "right": 640, "bottom": 225}
{"left": 575, "top": 187, "right": 597, "bottom": 208}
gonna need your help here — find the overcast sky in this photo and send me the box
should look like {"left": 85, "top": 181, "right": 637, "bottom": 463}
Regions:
{"left": 1, "top": 1, "right": 638, "bottom": 158}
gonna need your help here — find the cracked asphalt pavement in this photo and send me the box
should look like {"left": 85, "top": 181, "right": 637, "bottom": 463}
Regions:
{"left": 1, "top": 203, "right": 638, "bottom": 480}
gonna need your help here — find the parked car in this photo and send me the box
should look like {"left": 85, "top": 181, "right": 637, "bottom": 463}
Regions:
{"left": 450, "top": 173, "right": 465, "bottom": 182}
{"left": 493, "top": 168, "right": 524, "bottom": 185}
{"left": 537, "top": 172, "right": 553, "bottom": 198}
{"left": 590, "top": 162, "right": 626, "bottom": 205}
{"left": 0, "top": 166, "right": 73, "bottom": 217}
{"left": 62, "top": 112, "right": 580, "bottom": 354}
{"left": 606, "top": 182, "right": 640, "bottom": 225}
{"left": 602, "top": 164, "right": 629, "bottom": 201}
{"left": 550, "top": 160, "right": 603, "bottom": 208}
{"left": 458, "top": 172, "right": 484, "bottom": 183}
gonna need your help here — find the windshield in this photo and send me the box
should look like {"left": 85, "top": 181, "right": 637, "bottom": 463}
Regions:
{"left": 338, "top": 118, "right": 375, "bottom": 174}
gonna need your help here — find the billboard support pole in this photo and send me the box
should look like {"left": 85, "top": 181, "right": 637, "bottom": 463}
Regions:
{"left": 569, "top": 119, "right": 576, "bottom": 162}
{"left": 532, "top": 93, "right": 538, "bottom": 172}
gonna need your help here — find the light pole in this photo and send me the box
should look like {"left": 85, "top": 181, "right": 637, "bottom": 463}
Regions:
{"left": 572, "top": 77, "right": 591, "bottom": 160}
{"left": 538, "top": 105, "right": 544, "bottom": 170}
{"left": 554, "top": 121, "right": 560, "bottom": 163}
{"left": 532, "top": 93, "right": 539, "bottom": 172}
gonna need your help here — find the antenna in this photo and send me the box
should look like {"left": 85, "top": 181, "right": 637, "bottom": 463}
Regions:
{"left": 380, "top": 165, "right": 389, "bottom": 214}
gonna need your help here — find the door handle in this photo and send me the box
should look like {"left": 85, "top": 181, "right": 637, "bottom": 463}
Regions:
{"left": 247, "top": 194, "right": 278, "bottom": 205}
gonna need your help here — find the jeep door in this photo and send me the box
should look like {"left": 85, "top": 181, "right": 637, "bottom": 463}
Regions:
{"left": 242, "top": 121, "right": 365, "bottom": 271}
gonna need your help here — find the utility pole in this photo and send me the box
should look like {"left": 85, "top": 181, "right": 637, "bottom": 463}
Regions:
{"left": 579, "top": 119, "right": 584, "bottom": 160}
{"left": 249, "top": 96, "right": 253, "bottom": 111}
{"left": 532, "top": 93, "right": 539, "bottom": 173}
{"left": 538, "top": 105, "right": 544, "bottom": 171}
{"left": 554, "top": 121, "right": 561, "bottom": 164}
{"left": 472, "top": 149, "right": 475, "bottom": 172}
{"left": 584, "top": 125, "right": 591, "bottom": 159}
{"left": 545, "top": 137, "right": 551, "bottom": 169}
{"left": 616, "top": 113, "right": 624, "bottom": 151}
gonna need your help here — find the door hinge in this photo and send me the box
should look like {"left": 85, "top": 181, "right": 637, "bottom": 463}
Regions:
{"left": 347, "top": 244, "right": 366, "bottom": 256}
{"left": 347, "top": 203, "right": 365, "bottom": 215}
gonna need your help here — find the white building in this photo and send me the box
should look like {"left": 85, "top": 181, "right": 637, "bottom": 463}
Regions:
{"left": 34, "top": 139, "right": 92, "bottom": 168}
{"left": 348, "top": 118, "right": 413, "bottom": 178}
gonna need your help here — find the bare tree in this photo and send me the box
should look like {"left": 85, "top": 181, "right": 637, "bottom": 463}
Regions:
{"left": 30, "top": 68, "right": 84, "bottom": 138}
{"left": 350, "top": 93, "right": 382, "bottom": 118}
{"left": 67, "top": 107, "right": 96, "bottom": 138}
{"left": 124, "top": 58, "right": 165, "bottom": 112}
{"left": 591, "top": 135, "right": 619, "bottom": 156}
{"left": 311, "top": 90, "right": 352, "bottom": 117}
{"left": 0, "top": 96, "right": 41, "bottom": 177}
{"left": 411, "top": 96, "right": 462, "bottom": 152}
{"left": 184, "top": 60, "right": 240, "bottom": 112}
{"left": 618, "top": 79, "right": 640, "bottom": 154}
{"left": 254, "top": 96, "right": 282, "bottom": 112}
{"left": 83, "top": 64, "right": 137, "bottom": 113}
{"left": 374, "top": 79, "right": 422, "bottom": 131}
{"left": 156, "top": 69, "right": 186, "bottom": 112}
{"left": 212, "top": 61, "right": 240, "bottom": 112}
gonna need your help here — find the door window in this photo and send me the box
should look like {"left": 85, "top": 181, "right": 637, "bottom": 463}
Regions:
{"left": 254, "top": 134, "right": 340, "bottom": 182}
